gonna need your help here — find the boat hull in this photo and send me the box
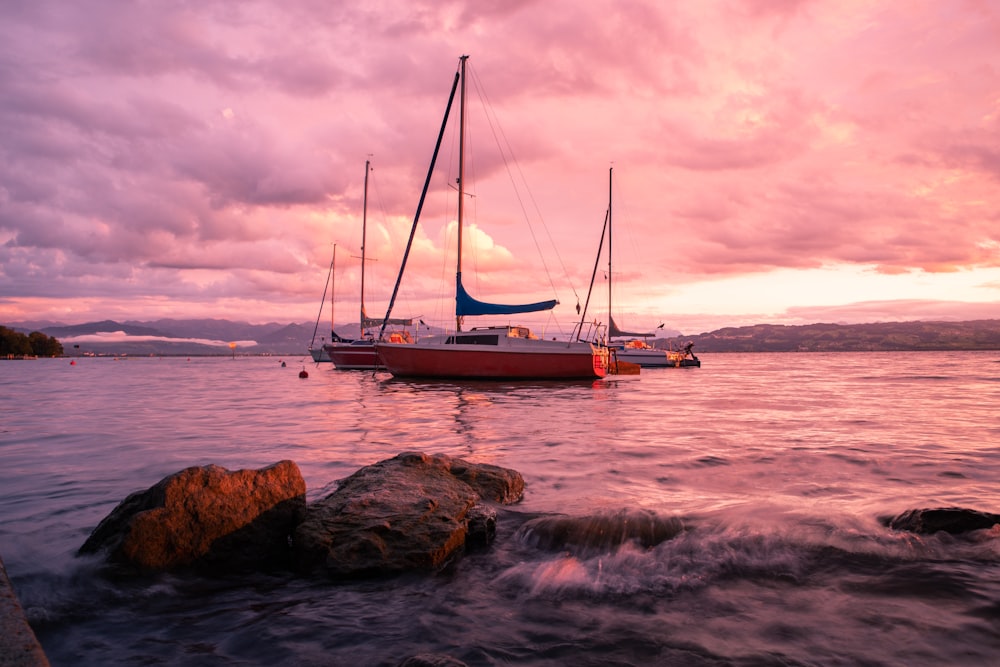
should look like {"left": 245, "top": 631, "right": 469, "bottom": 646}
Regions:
{"left": 378, "top": 335, "right": 608, "bottom": 380}
{"left": 614, "top": 348, "right": 700, "bottom": 368}
{"left": 323, "top": 341, "right": 378, "bottom": 370}
{"left": 308, "top": 347, "right": 330, "bottom": 363}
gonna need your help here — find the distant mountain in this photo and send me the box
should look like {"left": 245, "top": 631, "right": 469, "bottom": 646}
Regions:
{"left": 130, "top": 318, "right": 298, "bottom": 342}
{"left": 7, "top": 318, "right": 1000, "bottom": 356}
{"left": 8, "top": 319, "right": 320, "bottom": 357}
{"left": 655, "top": 320, "right": 1000, "bottom": 353}
{"left": 42, "top": 320, "right": 170, "bottom": 338}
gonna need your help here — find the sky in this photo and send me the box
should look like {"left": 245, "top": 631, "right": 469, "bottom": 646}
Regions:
{"left": 1, "top": 0, "right": 998, "bottom": 336}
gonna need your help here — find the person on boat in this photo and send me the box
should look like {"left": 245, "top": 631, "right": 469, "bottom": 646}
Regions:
{"left": 683, "top": 341, "right": 698, "bottom": 360}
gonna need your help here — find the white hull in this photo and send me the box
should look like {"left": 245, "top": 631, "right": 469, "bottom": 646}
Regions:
{"left": 614, "top": 348, "right": 699, "bottom": 367}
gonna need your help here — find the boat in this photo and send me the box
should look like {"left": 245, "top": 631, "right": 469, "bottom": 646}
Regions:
{"left": 322, "top": 160, "right": 413, "bottom": 370}
{"left": 576, "top": 168, "right": 699, "bottom": 368}
{"left": 614, "top": 331, "right": 699, "bottom": 368}
{"left": 375, "top": 56, "right": 608, "bottom": 380}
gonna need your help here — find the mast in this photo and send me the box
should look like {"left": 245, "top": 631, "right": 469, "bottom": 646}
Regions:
{"left": 607, "top": 166, "right": 613, "bottom": 338}
{"left": 456, "top": 55, "right": 468, "bottom": 332}
{"left": 330, "top": 244, "right": 337, "bottom": 338}
{"left": 360, "top": 158, "right": 370, "bottom": 336}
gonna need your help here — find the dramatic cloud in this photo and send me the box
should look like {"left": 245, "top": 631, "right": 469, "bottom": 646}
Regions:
{"left": 1, "top": 0, "right": 998, "bottom": 333}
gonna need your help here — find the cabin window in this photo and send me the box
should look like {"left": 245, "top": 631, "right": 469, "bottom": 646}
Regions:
{"left": 446, "top": 334, "right": 499, "bottom": 346}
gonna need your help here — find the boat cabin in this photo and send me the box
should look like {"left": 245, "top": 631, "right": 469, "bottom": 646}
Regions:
{"left": 444, "top": 325, "right": 539, "bottom": 346}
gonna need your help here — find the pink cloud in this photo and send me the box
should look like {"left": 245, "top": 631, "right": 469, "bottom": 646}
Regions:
{"left": 2, "top": 0, "right": 999, "bottom": 328}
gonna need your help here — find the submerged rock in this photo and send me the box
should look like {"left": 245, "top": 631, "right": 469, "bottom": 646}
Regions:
{"left": 885, "top": 507, "right": 1000, "bottom": 535}
{"left": 519, "top": 509, "right": 684, "bottom": 553}
{"left": 293, "top": 452, "right": 523, "bottom": 577}
{"left": 78, "top": 461, "right": 306, "bottom": 572}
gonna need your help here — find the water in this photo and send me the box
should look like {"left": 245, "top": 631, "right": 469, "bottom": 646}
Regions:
{"left": 2, "top": 352, "right": 999, "bottom": 665}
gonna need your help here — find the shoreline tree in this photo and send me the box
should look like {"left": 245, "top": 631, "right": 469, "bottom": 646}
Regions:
{"left": 1, "top": 326, "right": 64, "bottom": 358}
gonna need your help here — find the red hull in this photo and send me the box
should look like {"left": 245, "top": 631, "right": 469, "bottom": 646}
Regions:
{"left": 377, "top": 341, "right": 607, "bottom": 380}
{"left": 323, "top": 342, "right": 378, "bottom": 370}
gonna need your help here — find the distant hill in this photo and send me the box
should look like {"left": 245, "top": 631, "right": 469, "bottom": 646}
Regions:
{"left": 656, "top": 320, "right": 1000, "bottom": 353}
{"left": 8, "top": 319, "right": 320, "bottom": 357}
{"left": 6, "top": 318, "right": 1000, "bottom": 356}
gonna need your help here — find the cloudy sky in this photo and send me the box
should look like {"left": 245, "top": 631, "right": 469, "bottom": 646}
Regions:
{"left": 2, "top": 0, "right": 998, "bottom": 335}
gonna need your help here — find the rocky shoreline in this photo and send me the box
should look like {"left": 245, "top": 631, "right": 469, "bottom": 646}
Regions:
{"left": 76, "top": 452, "right": 524, "bottom": 577}
{"left": 0, "top": 554, "right": 50, "bottom": 667}
{"left": 4, "top": 452, "right": 998, "bottom": 666}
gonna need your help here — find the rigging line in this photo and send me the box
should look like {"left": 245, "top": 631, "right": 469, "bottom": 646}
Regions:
{"left": 310, "top": 244, "right": 336, "bottom": 345}
{"left": 468, "top": 63, "right": 573, "bottom": 304}
{"left": 574, "top": 206, "right": 610, "bottom": 341}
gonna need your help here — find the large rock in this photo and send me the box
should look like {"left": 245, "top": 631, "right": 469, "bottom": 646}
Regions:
{"left": 293, "top": 452, "right": 523, "bottom": 577}
{"left": 885, "top": 507, "right": 1000, "bottom": 535}
{"left": 78, "top": 461, "right": 306, "bottom": 572}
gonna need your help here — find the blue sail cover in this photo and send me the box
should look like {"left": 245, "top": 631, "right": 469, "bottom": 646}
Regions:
{"left": 455, "top": 273, "right": 557, "bottom": 317}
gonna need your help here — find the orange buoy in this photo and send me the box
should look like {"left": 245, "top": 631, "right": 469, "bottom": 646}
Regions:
{"left": 70, "top": 360, "right": 76, "bottom": 365}
{"left": 299, "top": 368, "right": 308, "bottom": 378}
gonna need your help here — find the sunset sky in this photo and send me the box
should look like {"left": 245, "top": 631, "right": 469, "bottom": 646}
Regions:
{"left": 2, "top": 0, "right": 998, "bottom": 336}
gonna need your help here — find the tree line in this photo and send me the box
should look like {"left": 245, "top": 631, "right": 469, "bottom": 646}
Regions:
{"left": 0, "top": 326, "right": 64, "bottom": 358}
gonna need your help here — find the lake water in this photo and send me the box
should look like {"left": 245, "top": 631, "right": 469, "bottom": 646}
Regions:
{"left": 2, "top": 352, "right": 999, "bottom": 665}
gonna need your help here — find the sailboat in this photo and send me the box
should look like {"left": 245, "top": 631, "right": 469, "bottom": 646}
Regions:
{"left": 375, "top": 56, "right": 608, "bottom": 380}
{"left": 322, "top": 160, "right": 413, "bottom": 370}
{"left": 580, "top": 168, "right": 699, "bottom": 368}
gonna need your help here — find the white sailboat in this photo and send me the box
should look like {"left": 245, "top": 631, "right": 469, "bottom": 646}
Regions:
{"left": 578, "top": 168, "right": 699, "bottom": 368}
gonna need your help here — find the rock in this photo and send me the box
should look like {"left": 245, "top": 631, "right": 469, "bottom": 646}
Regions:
{"left": 465, "top": 505, "right": 497, "bottom": 550}
{"left": 448, "top": 460, "right": 525, "bottom": 504}
{"left": 885, "top": 507, "right": 1000, "bottom": 535}
{"left": 293, "top": 452, "right": 523, "bottom": 577}
{"left": 519, "top": 509, "right": 684, "bottom": 553}
{"left": 1, "top": 553, "right": 50, "bottom": 667}
{"left": 78, "top": 461, "right": 306, "bottom": 572}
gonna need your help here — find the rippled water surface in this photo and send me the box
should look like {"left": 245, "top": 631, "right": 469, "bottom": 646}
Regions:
{"left": 2, "top": 352, "right": 999, "bottom": 665}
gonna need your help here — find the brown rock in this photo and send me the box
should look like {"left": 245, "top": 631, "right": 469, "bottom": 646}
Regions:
{"left": 78, "top": 461, "right": 306, "bottom": 572}
{"left": 293, "top": 452, "right": 523, "bottom": 577}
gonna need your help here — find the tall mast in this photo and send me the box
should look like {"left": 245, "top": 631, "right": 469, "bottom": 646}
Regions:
{"left": 456, "top": 55, "right": 468, "bottom": 332}
{"left": 608, "top": 166, "right": 613, "bottom": 337}
{"left": 360, "top": 158, "right": 370, "bottom": 336}
{"left": 330, "top": 244, "right": 337, "bottom": 337}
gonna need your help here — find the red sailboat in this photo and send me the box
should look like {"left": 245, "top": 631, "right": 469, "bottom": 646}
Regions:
{"left": 376, "top": 56, "right": 608, "bottom": 380}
